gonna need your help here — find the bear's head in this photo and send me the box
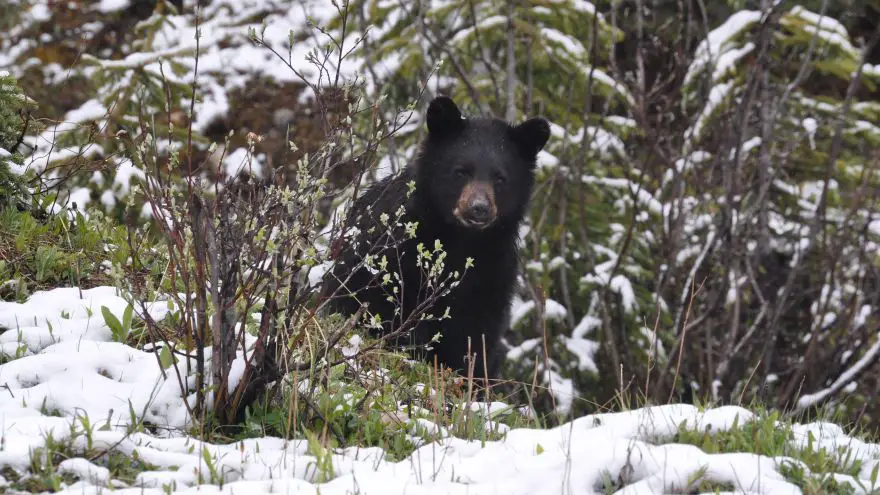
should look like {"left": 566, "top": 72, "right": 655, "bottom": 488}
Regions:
{"left": 415, "top": 96, "right": 550, "bottom": 232}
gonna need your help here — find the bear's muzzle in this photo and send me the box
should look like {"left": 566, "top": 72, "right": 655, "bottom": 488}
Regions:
{"left": 453, "top": 181, "right": 497, "bottom": 229}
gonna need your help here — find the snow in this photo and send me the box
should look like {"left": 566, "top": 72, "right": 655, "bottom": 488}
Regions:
{"left": 572, "top": 314, "right": 601, "bottom": 338}
{"left": 684, "top": 10, "right": 761, "bottom": 87}
{"left": 535, "top": 149, "right": 559, "bottom": 169}
{"left": 606, "top": 115, "right": 637, "bottom": 128}
{"left": 710, "top": 41, "right": 755, "bottom": 82}
{"left": 562, "top": 336, "right": 599, "bottom": 373}
{"left": 2, "top": 3, "right": 880, "bottom": 491}
{"left": 0, "top": 287, "right": 877, "bottom": 493}
{"left": 4, "top": 0, "right": 353, "bottom": 213}
{"left": 542, "top": 367, "right": 576, "bottom": 415}
{"left": 58, "top": 458, "right": 111, "bottom": 486}
{"left": 541, "top": 27, "right": 586, "bottom": 57}
{"left": 509, "top": 296, "right": 568, "bottom": 328}
{"left": 30, "top": 4, "right": 51, "bottom": 22}
{"left": 663, "top": 150, "right": 712, "bottom": 185}
{"left": 685, "top": 81, "right": 734, "bottom": 148}
{"left": 730, "top": 136, "right": 762, "bottom": 161}
{"left": 568, "top": 0, "right": 600, "bottom": 17}
{"left": 449, "top": 15, "right": 506, "bottom": 45}
{"left": 609, "top": 274, "right": 637, "bottom": 313}
{"left": 96, "top": 0, "right": 132, "bottom": 14}
{"left": 581, "top": 66, "right": 636, "bottom": 106}
{"left": 221, "top": 146, "right": 266, "bottom": 178}
{"left": 796, "top": 327, "right": 880, "bottom": 411}
{"left": 83, "top": 47, "right": 196, "bottom": 71}
{"left": 64, "top": 98, "right": 110, "bottom": 123}
{"left": 505, "top": 337, "right": 541, "bottom": 361}
{"left": 787, "top": 6, "right": 848, "bottom": 38}
{"left": 579, "top": 175, "right": 663, "bottom": 215}
{"left": 802, "top": 117, "right": 818, "bottom": 149}
{"left": 544, "top": 299, "right": 568, "bottom": 321}
{"left": 798, "top": 23, "right": 859, "bottom": 57}
{"left": 112, "top": 157, "right": 144, "bottom": 193}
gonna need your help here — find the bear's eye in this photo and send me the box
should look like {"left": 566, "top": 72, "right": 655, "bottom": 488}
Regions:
{"left": 494, "top": 175, "right": 506, "bottom": 185}
{"left": 454, "top": 168, "right": 470, "bottom": 178}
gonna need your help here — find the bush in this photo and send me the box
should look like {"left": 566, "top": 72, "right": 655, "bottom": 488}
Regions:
{"left": 0, "top": 71, "right": 34, "bottom": 208}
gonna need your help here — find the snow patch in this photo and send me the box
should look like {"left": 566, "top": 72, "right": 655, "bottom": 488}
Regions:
{"left": 1, "top": 287, "right": 880, "bottom": 493}
{"left": 96, "top": 0, "right": 131, "bottom": 14}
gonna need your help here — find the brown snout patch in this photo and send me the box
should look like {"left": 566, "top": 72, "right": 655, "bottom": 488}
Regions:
{"left": 453, "top": 180, "right": 498, "bottom": 227}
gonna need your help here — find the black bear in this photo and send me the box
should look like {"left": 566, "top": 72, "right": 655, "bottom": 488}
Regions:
{"left": 320, "top": 96, "right": 550, "bottom": 381}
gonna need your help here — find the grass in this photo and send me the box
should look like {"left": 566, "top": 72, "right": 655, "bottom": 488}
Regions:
{"left": 1, "top": 202, "right": 880, "bottom": 494}
{"left": 7, "top": 369, "right": 880, "bottom": 493}
{"left": 233, "top": 344, "right": 535, "bottom": 462}
{"left": 0, "top": 205, "right": 118, "bottom": 300}
{"left": 0, "top": 199, "right": 537, "bottom": 459}
{"left": 674, "top": 405, "right": 880, "bottom": 494}
{"left": 0, "top": 429, "right": 161, "bottom": 493}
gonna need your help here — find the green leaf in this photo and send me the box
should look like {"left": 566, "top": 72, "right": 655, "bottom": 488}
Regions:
{"left": 122, "top": 303, "right": 133, "bottom": 333}
{"left": 101, "top": 305, "right": 124, "bottom": 340}
{"left": 159, "top": 346, "right": 174, "bottom": 370}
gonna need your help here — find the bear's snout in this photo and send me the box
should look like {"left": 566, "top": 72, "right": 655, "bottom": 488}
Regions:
{"left": 454, "top": 181, "right": 497, "bottom": 229}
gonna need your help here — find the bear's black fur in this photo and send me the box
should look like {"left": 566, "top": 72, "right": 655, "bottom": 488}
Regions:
{"left": 320, "top": 96, "right": 550, "bottom": 380}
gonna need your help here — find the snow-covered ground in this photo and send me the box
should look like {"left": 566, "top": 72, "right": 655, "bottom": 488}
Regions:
{"left": 1, "top": 287, "right": 879, "bottom": 494}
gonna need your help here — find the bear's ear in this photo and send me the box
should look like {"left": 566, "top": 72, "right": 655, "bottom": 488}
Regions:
{"left": 426, "top": 96, "right": 465, "bottom": 136}
{"left": 512, "top": 117, "right": 551, "bottom": 158}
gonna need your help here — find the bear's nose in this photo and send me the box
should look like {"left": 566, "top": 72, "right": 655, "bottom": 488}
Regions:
{"left": 467, "top": 199, "right": 493, "bottom": 223}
